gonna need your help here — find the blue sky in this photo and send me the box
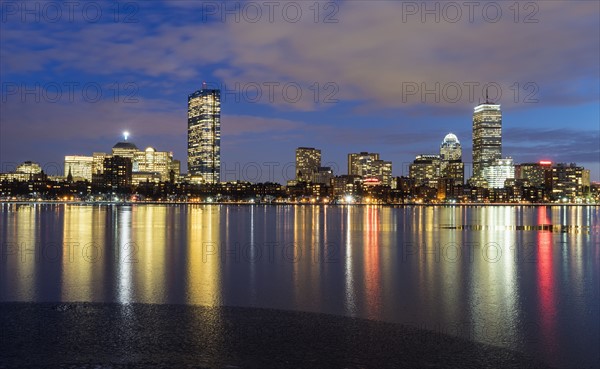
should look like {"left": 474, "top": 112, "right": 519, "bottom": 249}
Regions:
{"left": 1, "top": 0, "right": 599, "bottom": 182}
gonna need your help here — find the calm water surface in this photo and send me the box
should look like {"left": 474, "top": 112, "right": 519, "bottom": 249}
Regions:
{"left": 1, "top": 203, "right": 598, "bottom": 368}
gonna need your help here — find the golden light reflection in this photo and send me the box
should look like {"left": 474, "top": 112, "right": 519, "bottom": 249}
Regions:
{"left": 413, "top": 207, "right": 438, "bottom": 316}
{"left": 12, "top": 204, "right": 37, "bottom": 300}
{"left": 62, "top": 205, "right": 94, "bottom": 302}
{"left": 185, "top": 204, "right": 225, "bottom": 352}
{"left": 132, "top": 205, "right": 167, "bottom": 303}
{"left": 566, "top": 207, "right": 588, "bottom": 308}
{"left": 469, "top": 206, "right": 518, "bottom": 344}
{"left": 117, "top": 206, "right": 133, "bottom": 304}
{"left": 436, "top": 206, "right": 465, "bottom": 326}
{"left": 186, "top": 205, "right": 221, "bottom": 306}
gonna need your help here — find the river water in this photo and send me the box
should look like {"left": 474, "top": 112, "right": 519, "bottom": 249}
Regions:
{"left": 0, "top": 203, "right": 598, "bottom": 368}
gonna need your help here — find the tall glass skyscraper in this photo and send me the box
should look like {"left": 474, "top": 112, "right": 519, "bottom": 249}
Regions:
{"left": 188, "top": 87, "right": 221, "bottom": 183}
{"left": 472, "top": 102, "right": 502, "bottom": 177}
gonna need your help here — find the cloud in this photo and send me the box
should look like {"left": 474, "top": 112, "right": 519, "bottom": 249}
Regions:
{"left": 217, "top": 1, "right": 600, "bottom": 109}
{"left": 0, "top": 94, "right": 183, "bottom": 141}
{"left": 503, "top": 127, "right": 600, "bottom": 164}
{"left": 1, "top": 1, "right": 598, "bottom": 181}
{"left": 222, "top": 114, "right": 304, "bottom": 135}
{"left": 2, "top": 1, "right": 598, "bottom": 111}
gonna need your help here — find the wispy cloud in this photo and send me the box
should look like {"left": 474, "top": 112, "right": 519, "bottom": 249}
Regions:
{"left": 2, "top": 1, "right": 598, "bottom": 110}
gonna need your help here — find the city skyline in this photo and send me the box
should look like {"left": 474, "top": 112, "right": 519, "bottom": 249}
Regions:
{"left": 2, "top": 3, "right": 598, "bottom": 368}
{"left": 4, "top": 95, "right": 594, "bottom": 189}
{"left": 1, "top": 1, "right": 598, "bottom": 183}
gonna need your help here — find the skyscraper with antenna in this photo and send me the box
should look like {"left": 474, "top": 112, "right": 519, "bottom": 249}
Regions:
{"left": 472, "top": 90, "right": 502, "bottom": 178}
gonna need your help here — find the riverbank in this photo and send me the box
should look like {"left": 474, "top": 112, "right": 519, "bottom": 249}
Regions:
{"left": 0, "top": 200, "right": 598, "bottom": 206}
{"left": 0, "top": 302, "right": 554, "bottom": 369}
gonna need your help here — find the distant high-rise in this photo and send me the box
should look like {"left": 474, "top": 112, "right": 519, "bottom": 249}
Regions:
{"left": 439, "top": 133, "right": 464, "bottom": 185}
{"left": 102, "top": 155, "right": 132, "bottom": 191}
{"left": 348, "top": 152, "right": 379, "bottom": 177}
{"left": 134, "top": 147, "right": 175, "bottom": 182}
{"left": 515, "top": 162, "right": 552, "bottom": 188}
{"left": 295, "top": 147, "right": 321, "bottom": 182}
{"left": 440, "top": 133, "right": 462, "bottom": 161}
{"left": 188, "top": 87, "right": 221, "bottom": 183}
{"left": 409, "top": 154, "right": 441, "bottom": 188}
{"left": 15, "top": 161, "right": 41, "bottom": 174}
{"left": 348, "top": 152, "right": 392, "bottom": 186}
{"left": 472, "top": 99, "right": 502, "bottom": 177}
{"left": 551, "top": 163, "right": 587, "bottom": 200}
{"left": 483, "top": 158, "right": 514, "bottom": 188}
{"left": 64, "top": 155, "right": 93, "bottom": 181}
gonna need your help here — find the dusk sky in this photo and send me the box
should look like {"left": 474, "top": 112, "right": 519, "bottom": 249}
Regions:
{"left": 1, "top": 0, "right": 599, "bottom": 182}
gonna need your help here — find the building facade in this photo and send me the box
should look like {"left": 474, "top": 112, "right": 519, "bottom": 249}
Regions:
{"left": 472, "top": 102, "right": 502, "bottom": 177}
{"left": 188, "top": 87, "right": 221, "bottom": 183}
{"left": 133, "top": 147, "right": 175, "bottom": 182}
{"left": 439, "top": 133, "right": 464, "bottom": 185}
{"left": 112, "top": 142, "right": 139, "bottom": 159}
{"left": 348, "top": 152, "right": 379, "bottom": 177}
{"left": 102, "top": 156, "right": 132, "bottom": 191}
{"left": 348, "top": 152, "right": 392, "bottom": 186}
{"left": 312, "top": 166, "right": 333, "bottom": 185}
{"left": 483, "top": 158, "right": 514, "bottom": 189}
{"left": 92, "top": 152, "right": 109, "bottom": 175}
{"left": 551, "top": 163, "right": 586, "bottom": 200}
{"left": 409, "top": 154, "right": 441, "bottom": 188}
{"left": 64, "top": 156, "right": 94, "bottom": 181}
{"left": 375, "top": 160, "right": 393, "bottom": 187}
{"left": 515, "top": 161, "right": 552, "bottom": 188}
{"left": 0, "top": 161, "right": 43, "bottom": 182}
{"left": 296, "top": 147, "right": 321, "bottom": 183}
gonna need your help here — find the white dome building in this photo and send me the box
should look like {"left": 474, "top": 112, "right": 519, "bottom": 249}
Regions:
{"left": 440, "top": 133, "right": 462, "bottom": 161}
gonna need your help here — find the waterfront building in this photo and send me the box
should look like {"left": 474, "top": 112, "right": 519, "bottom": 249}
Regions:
{"left": 64, "top": 156, "right": 93, "bottom": 181}
{"left": 188, "top": 87, "right": 221, "bottom": 183}
{"left": 296, "top": 147, "right": 321, "bottom": 182}
{"left": 472, "top": 100, "right": 502, "bottom": 177}
{"left": 482, "top": 158, "right": 515, "bottom": 189}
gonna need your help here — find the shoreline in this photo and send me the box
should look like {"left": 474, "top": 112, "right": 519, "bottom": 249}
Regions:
{"left": 1, "top": 200, "right": 598, "bottom": 207}
{"left": 0, "top": 301, "right": 556, "bottom": 369}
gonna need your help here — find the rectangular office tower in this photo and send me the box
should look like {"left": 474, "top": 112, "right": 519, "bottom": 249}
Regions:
{"left": 348, "top": 152, "right": 393, "bottom": 186}
{"left": 295, "top": 147, "right": 321, "bottom": 182}
{"left": 472, "top": 102, "right": 502, "bottom": 177}
{"left": 188, "top": 87, "right": 221, "bottom": 183}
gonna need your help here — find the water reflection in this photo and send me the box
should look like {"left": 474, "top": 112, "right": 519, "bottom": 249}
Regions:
{"left": 117, "top": 206, "right": 132, "bottom": 304}
{"left": 187, "top": 205, "right": 222, "bottom": 306}
{"left": 344, "top": 206, "right": 356, "bottom": 316}
{"left": 363, "top": 206, "right": 381, "bottom": 318}
{"left": 537, "top": 206, "right": 558, "bottom": 362}
{"left": 62, "top": 205, "right": 93, "bottom": 302}
{"left": 0, "top": 203, "right": 598, "bottom": 368}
